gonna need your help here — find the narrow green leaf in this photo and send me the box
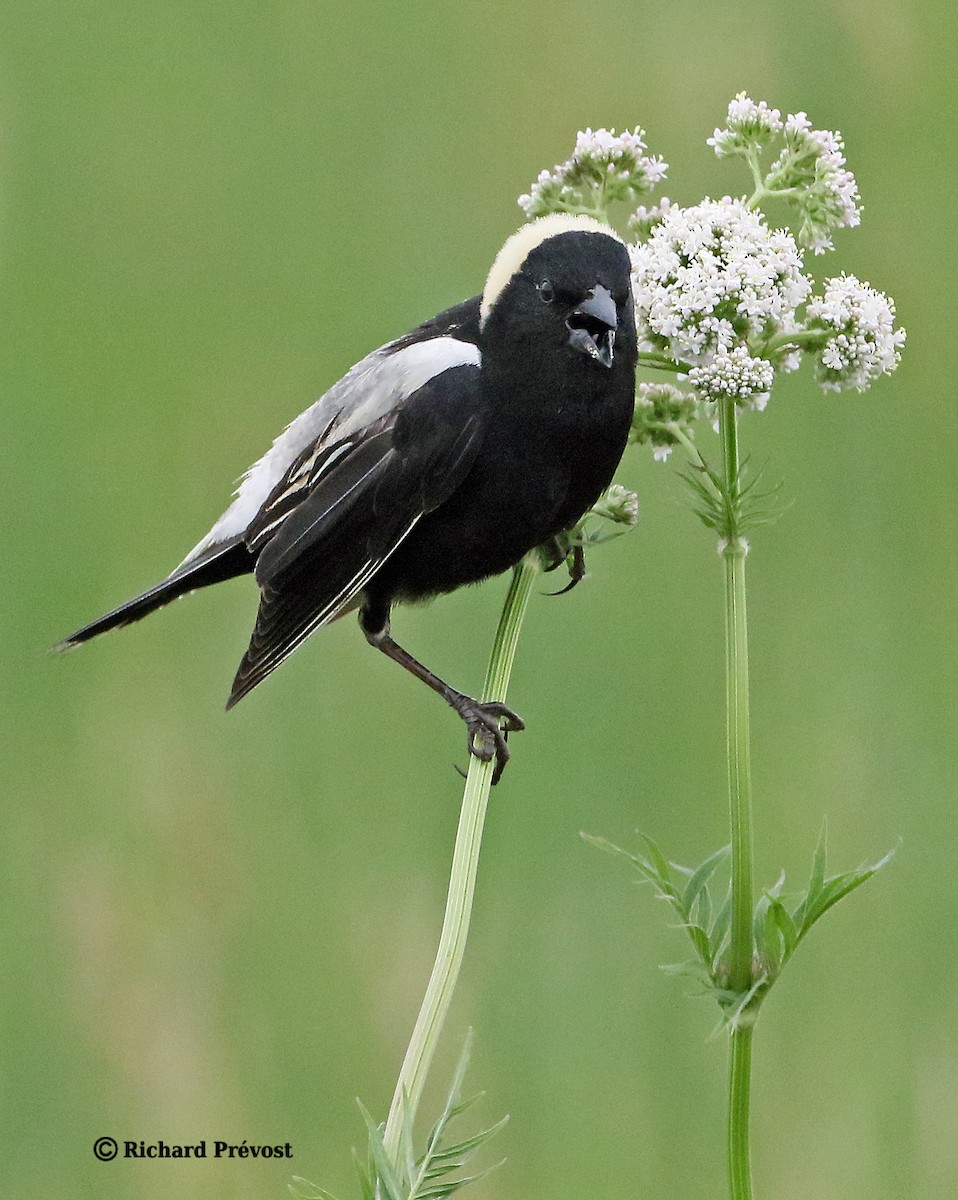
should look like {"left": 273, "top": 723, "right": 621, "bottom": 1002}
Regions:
{"left": 762, "top": 900, "right": 784, "bottom": 973}
{"left": 359, "top": 1102, "right": 406, "bottom": 1200}
{"left": 709, "top": 885, "right": 732, "bottom": 962}
{"left": 684, "top": 923, "right": 711, "bottom": 965}
{"left": 426, "top": 1116, "right": 509, "bottom": 1163}
{"left": 752, "top": 893, "right": 770, "bottom": 956}
{"left": 581, "top": 832, "right": 681, "bottom": 902}
{"left": 802, "top": 848, "right": 896, "bottom": 933}
{"left": 399, "top": 1089, "right": 417, "bottom": 1189}
{"left": 352, "top": 1147, "right": 376, "bottom": 1200}
{"left": 797, "top": 820, "right": 828, "bottom": 930}
{"left": 637, "top": 834, "right": 677, "bottom": 893}
{"left": 416, "top": 1160, "right": 506, "bottom": 1200}
{"left": 681, "top": 844, "right": 731, "bottom": 915}
{"left": 660, "top": 959, "right": 714, "bottom": 986}
{"left": 288, "top": 1179, "right": 340, "bottom": 1200}
{"left": 767, "top": 895, "right": 798, "bottom": 962}
{"left": 581, "top": 833, "right": 658, "bottom": 880}
{"left": 421, "top": 1163, "right": 461, "bottom": 1184}
{"left": 696, "top": 881, "right": 712, "bottom": 933}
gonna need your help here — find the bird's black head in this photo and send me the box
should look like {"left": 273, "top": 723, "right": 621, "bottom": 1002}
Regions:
{"left": 479, "top": 215, "right": 636, "bottom": 382}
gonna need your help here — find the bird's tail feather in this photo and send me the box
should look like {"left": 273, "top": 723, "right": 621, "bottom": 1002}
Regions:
{"left": 55, "top": 538, "right": 253, "bottom": 650}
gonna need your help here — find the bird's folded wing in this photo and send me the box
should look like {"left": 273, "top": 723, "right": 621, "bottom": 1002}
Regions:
{"left": 178, "top": 303, "right": 482, "bottom": 570}
{"left": 226, "top": 368, "right": 483, "bottom": 706}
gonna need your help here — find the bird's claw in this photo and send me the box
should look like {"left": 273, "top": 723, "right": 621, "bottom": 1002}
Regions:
{"left": 545, "top": 544, "right": 587, "bottom": 596}
{"left": 454, "top": 699, "right": 525, "bottom": 785}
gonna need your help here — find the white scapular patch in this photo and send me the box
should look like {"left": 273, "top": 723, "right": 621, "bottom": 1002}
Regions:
{"left": 479, "top": 213, "right": 621, "bottom": 329}
{"left": 178, "top": 336, "right": 480, "bottom": 568}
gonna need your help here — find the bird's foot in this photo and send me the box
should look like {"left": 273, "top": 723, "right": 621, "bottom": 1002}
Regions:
{"left": 541, "top": 535, "right": 571, "bottom": 572}
{"left": 451, "top": 697, "right": 525, "bottom": 784}
{"left": 546, "top": 543, "right": 587, "bottom": 596}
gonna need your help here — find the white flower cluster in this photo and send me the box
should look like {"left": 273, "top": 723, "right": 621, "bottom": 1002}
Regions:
{"left": 629, "top": 197, "right": 811, "bottom": 364}
{"left": 766, "top": 113, "right": 861, "bottom": 253}
{"left": 688, "top": 346, "right": 774, "bottom": 407}
{"left": 518, "top": 127, "right": 668, "bottom": 220}
{"left": 707, "top": 93, "right": 862, "bottom": 254}
{"left": 805, "top": 273, "right": 906, "bottom": 392}
{"left": 591, "top": 483, "right": 641, "bottom": 527}
{"left": 518, "top": 100, "right": 905, "bottom": 466}
{"left": 631, "top": 382, "right": 700, "bottom": 461}
{"left": 707, "top": 92, "right": 783, "bottom": 157}
{"left": 628, "top": 196, "right": 674, "bottom": 240}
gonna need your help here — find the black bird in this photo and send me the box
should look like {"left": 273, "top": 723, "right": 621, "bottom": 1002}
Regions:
{"left": 60, "top": 214, "right": 637, "bottom": 780}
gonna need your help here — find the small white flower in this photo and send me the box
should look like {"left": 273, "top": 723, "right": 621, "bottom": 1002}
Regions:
{"left": 628, "top": 195, "right": 674, "bottom": 239}
{"left": 631, "top": 382, "right": 699, "bottom": 460}
{"left": 707, "top": 92, "right": 783, "bottom": 158}
{"left": 784, "top": 111, "right": 811, "bottom": 136}
{"left": 766, "top": 115, "right": 862, "bottom": 253}
{"left": 518, "top": 127, "right": 668, "bottom": 219}
{"left": 688, "top": 346, "right": 775, "bottom": 404}
{"left": 591, "top": 483, "right": 641, "bottom": 526}
{"left": 629, "top": 197, "right": 811, "bottom": 365}
{"left": 805, "top": 273, "right": 906, "bottom": 391}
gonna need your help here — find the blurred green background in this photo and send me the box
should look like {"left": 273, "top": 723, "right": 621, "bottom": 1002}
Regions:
{"left": 3, "top": 1, "right": 955, "bottom": 1197}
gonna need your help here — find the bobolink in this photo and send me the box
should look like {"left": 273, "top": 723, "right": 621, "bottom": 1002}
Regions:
{"left": 60, "top": 214, "right": 637, "bottom": 780}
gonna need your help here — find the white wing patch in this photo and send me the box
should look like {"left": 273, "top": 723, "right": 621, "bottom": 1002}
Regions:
{"left": 178, "top": 336, "right": 480, "bottom": 568}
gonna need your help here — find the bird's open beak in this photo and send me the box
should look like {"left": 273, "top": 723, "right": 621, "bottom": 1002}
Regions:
{"left": 566, "top": 285, "right": 617, "bottom": 368}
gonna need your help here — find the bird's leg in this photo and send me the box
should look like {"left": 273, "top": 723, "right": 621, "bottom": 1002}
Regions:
{"left": 360, "top": 608, "right": 524, "bottom": 784}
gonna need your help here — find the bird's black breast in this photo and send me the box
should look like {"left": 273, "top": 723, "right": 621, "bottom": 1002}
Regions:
{"left": 365, "top": 234, "right": 637, "bottom": 608}
{"left": 370, "top": 352, "right": 634, "bottom": 604}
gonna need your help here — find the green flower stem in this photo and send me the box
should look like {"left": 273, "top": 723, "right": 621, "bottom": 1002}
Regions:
{"left": 728, "top": 1025, "right": 754, "bottom": 1200}
{"left": 762, "top": 328, "right": 828, "bottom": 354}
{"left": 556, "top": 203, "right": 609, "bottom": 221}
{"left": 744, "top": 150, "right": 767, "bottom": 208}
{"left": 381, "top": 555, "right": 540, "bottom": 1166}
{"left": 636, "top": 351, "right": 693, "bottom": 373}
{"left": 718, "top": 397, "right": 755, "bottom": 1200}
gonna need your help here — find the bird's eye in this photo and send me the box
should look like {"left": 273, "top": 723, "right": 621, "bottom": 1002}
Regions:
{"left": 537, "top": 279, "right": 555, "bottom": 304}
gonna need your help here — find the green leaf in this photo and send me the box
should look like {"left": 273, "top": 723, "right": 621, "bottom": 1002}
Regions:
{"left": 796, "top": 820, "right": 829, "bottom": 929}
{"left": 696, "top": 880, "right": 712, "bottom": 933}
{"left": 395, "top": 1031, "right": 508, "bottom": 1200}
{"left": 660, "top": 958, "right": 714, "bottom": 986}
{"left": 581, "top": 832, "right": 681, "bottom": 904}
{"left": 352, "top": 1147, "right": 376, "bottom": 1200}
{"left": 681, "top": 844, "right": 731, "bottom": 916}
{"left": 767, "top": 895, "right": 798, "bottom": 962}
{"left": 752, "top": 892, "right": 770, "bottom": 956}
{"left": 359, "top": 1102, "right": 406, "bottom": 1200}
{"left": 289, "top": 1179, "right": 340, "bottom": 1200}
{"left": 709, "top": 885, "right": 732, "bottom": 962}
{"left": 415, "top": 1162, "right": 506, "bottom": 1200}
{"left": 684, "top": 922, "right": 712, "bottom": 964}
{"left": 425, "top": 1117, "right": 509, "bottom": 1164}
{"left": 762, "top": 898, "right": 784, "bottom": 973}
{"left": 398, "top": 1089, "right": 417, "bottom": 1189}
{"left": 637, "top": 834, "right": 679, "bottom": 895}
{"left": 801, "top": 848, "right": 896, "bottom": 934}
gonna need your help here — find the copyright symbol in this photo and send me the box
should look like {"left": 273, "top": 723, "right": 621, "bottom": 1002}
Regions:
{"left": 94, "top": 1136, "right": 118, "bottom": 1161}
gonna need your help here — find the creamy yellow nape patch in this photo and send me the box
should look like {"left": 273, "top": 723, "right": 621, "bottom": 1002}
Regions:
{"left": 479, "top": 214, "right": 621, "bottom": 329}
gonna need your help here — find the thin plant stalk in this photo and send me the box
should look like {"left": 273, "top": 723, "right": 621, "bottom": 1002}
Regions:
{"left": 718, "top": 396, "right": 755, "bottom": 1200}
{"left": 727, "top": 1024, "right": 754, "bottom": 1200}
{"left": 381, "top": 554, "right": 540, "bottom": 1165}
